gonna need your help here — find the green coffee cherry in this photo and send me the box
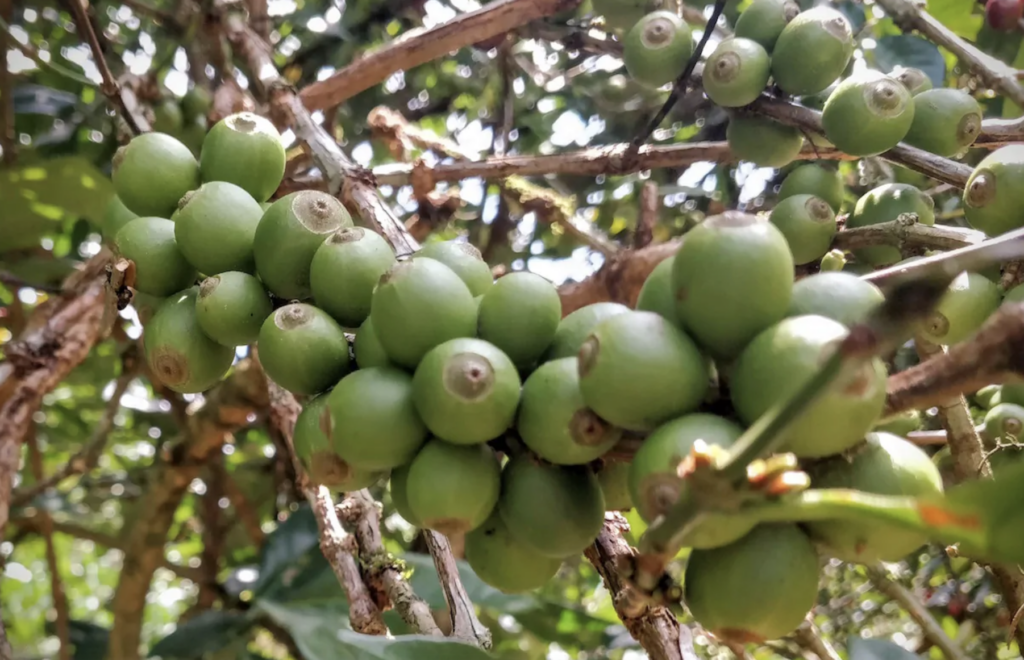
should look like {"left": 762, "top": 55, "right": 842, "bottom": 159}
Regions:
{"left": 258, "top": 303, "right": 351, "bottom": 396}
{"left": 113, "top": 132, "right": 200, "bottom": 218}
{"left": 904, "top": 88, "right": 983, "bottom": 157}
{"left": 778, "top": 163, "right": 844, "bottom": 212}
{"left": 768, "top": 194, "right": 836, "bottom": 265}
{"left": 200, "top": 112, "right": 285, "bottom": 203}
{"left": 771, "top": 7, "right": 854, "bottom": 96}
{"left": 623, "top": 11, "right": 693, "bottom": 88}
{"left": 846, "top": 183, "right": 935, "bottom": 267}
{"left": 311, "top": 227, "right": 397, "bottom": 328}
{"left": 963, "top": 145, "right": 1024, "bottom": 237}
{"left": 703, "top": 38, "right": 771, "bottom": 108}
{"left": 727, "top": 116, "right": 804, "bottom": 168}
{"left": 195, "top": 271, "right": 272, "bottom": 347}
{"left": 174, "top": 181, "right": 264, "bottom": 275}
{"left": 734, "top": 0, "right": 800, "bottom": 52}
{"left": 144, "top": 288, "right": 234, "bottom": 394}
{"left": 822, "top": 70, "right": 915, "bottom": 157}
{"left": 115, "top": 217, "right": 197, "bottom": 297}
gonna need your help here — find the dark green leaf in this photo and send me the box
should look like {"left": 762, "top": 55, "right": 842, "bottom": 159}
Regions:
{"left": 925, "top": 0, "right": 982, "bottom": 39}
{"left": 0, "top": 157, "right": 113, "bottom": 251}
{"left": 259, "top": 600, "right": 494, "bottom": 660}
{"left": 873, "top": 35, "right": 946, "bottom": 87}
{"left": 67, "top": 620, "right": 109, "bottom": 660}
{"left": 148, "top": 610, "right": 253, "bottom": 659}
{"left": 848, "top": 637, "right": 920, "bottom": 660}
{"left": 252, "top": 504, "right": 320, "bottom": 597}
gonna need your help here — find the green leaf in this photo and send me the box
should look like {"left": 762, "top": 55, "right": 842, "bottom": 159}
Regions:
{"left": 252, "top": 504, "right": 320, "bottom": 597}
{"left": 67, "top": 620, "right": 109, "bottom": 660}
{"left": 924, "top": 0, "right": 982, "bottom": 39}
{"left": 0, "top": 156, "right": 113, "bottom": 251}
{"left": 873, "top": 35, "right": 946, "bottom": 87}
{"left": 848, "top": 637, "right": 919, "bottom": 660}
{"left": 148, "top": 610, "right": 253, "bottom": 659}
{"left": 258, "top": 600, "right": 495, "bottom": 660}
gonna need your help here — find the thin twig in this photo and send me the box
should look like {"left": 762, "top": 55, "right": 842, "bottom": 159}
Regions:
{"left": 791, "top": 619, "right": 841, "bottom": 660}
{"left": 636, "top": 181, "right": 658, "bottom": 249}
{"left": 26, "top": 431, "right": 71, "bottom": 660}
{"left": 12, "top": 363, "right": 136, "bottom": 508}
{"left": 631, "top": 0, "right": 729, "bottom": 148}
{"left": 873, "top": 0, "right": 1024, "bottom": 108}
{"left": 64, "top": 0, "right": 144, "bottom": 134}
{"left": 422, "top": 530, "right": 492, "bottom": 647}
{"left": 866, "top": 565, "right": 970, "bottom": 660}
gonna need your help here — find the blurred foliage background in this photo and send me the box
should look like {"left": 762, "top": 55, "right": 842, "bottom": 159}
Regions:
{"left": 2, "top": 0, "right": 1023, "bottom": 658}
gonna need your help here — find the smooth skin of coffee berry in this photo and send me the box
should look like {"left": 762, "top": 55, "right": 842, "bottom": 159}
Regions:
{"left": 200, "top": 112, "right": 286, "bottom": 203}
{"left": 623, "top": 11, "right": 693, "bottom": 88}
{"left": 294, "top": 394, "right": 389, "bottom": 491}
{"left": 904, "top": 88, "right": 983, "bottom": 157}
{"left": 144, "top": 288, "right": 235, "bottom": 394}
{"left": 406, "top": 440, "right": 501, "bottom": 535}
{"left": 734, "top": 0, "right": 800, "bottom": 52}
{"left": 310, "top": 227, "right": 397, "bottom": 327}
{"left": 629, "top": 414, "right": 753, "bottom": 548}
{"left": 174, "top": 181, "right": 264, "bottom": 274}
{"left": 115, "top": 218, "right": 197, "bottom": 297}
{"left": 478, "top": 272, "right": 561, "bottom": 370}
{"left": 353, "top": 317, "right": 394, "bottom": 369}
{"left": 672, "top": 212, "right": 795, "bottom": 359}
{"left": 597, "top": 461, "right": 633, "bottom": 511}
{"left": 918, "top": 270, "right": 1001, "bottom": 345}
{"left": 465, "top": 511, "right": 564, "bottom": 593}
{"left": 518, "top": 358, "right": 622, "bottom": 465}
{"left": 731, "top": 315, "right": 888, "bottom": 457}
{"left": 195, "top": 271, "right": 272, "bottom": 347}
{"left": 963, "top": 145, "right": 1024, "bottom": 236}
{"left": 253, "top": 191, "right": 353, "bottom": 300}
{"left": 726, "top": 116, "right": 804, "bottom": 168}
{"left": 874, "top": 409, "right": 923, "bottom": 436}
{"left": 768, "top": 194, "right": 836, "bottom": 265}
{"left": 544, "top": 302, "right": 631, "bottom": 361}
{"left": 258, "top": 303, "right": 351, "bottom": 396}
{"left": 807, "top": 433, "right": 943, "bottom": 562}
{"left": 846, "top": 183, "right": 935, "bottom": 266}
{"left": 371, "top": 258, "right": 478, "bottom": 369}
{"left": 578, "top": 311, "right": 707, "bottom": 431}
{"left": 771, "top": 6, "right": 853, "bottom": 96}
{"left": 389, "top": 464, "right": 422, "bottom": 526}
{"left": 778, "top": 163, "right": 845, "bottom": 212}
{"left": 703, "top": 38, "right": 771, "bottom": 108}
{"left": 893, "top": 66, "right": 933, "bottom": 95}
{"left": 498, "top": 458, "right": 605, "bottom": 558}
{"left": 635, "top": 257, "right": 680, "bottom": 326}
{"left": 412, "top": 338, "right": 521, "bottom": 445}
{"left": 113, "top": 132, "right": 200, "bottom": 217}
{"left": 102, "top": 195, "right": 138, "bottom": 243}
{"left": 788, "top": 272, "right": 884, "bottom": 328}
{"left": 822, "top": 70, "right": 915, "bottom": 157}
{"left": 684, "top": 524, "right": 821, "bottom": 643}
{"left": 416, "top": 241, "right": 493, "bottom": 297}
{"left": 326, "top": 367, "right": 428, "bottom": 470}
{"left": 982, "top": 403, "right": 1024, "bottom": 446}
{"left": 592, "top": 0, "right": 651, "bottom": 32}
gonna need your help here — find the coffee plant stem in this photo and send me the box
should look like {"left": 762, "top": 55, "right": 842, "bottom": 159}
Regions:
{"left": 299, "top": 0, "right": 581, "bottom": 112}
{"left": 867, "top": 565, "right": 971, "bottom": 660}
{"left": 63, "top": 0, "right": 145, "bottom": 134}
{"left": 874, "top": 0, "right": 1024, "bottom": 108}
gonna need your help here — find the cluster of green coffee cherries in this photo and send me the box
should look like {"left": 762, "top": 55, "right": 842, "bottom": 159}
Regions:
{"left": 600, "top": 0, "right": 990, "bottom": 165}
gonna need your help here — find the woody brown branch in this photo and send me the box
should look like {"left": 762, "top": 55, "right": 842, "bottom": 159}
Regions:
{"left": 26, "top": 431, "right": 71, "bottom": 660}
{"left": 259, "top": 375, "right": 389, "bottom": 636}
{"left": 107, "top": 360, "right": 269, "bottom": 660}
{"left": 223, "top": 14, "right": 419, "bottom": 254}
{"left": 298, "top": 0, "right": 580, "bottom": 112}
{"left": 0, "top": 250, "right": 124, "bottom": 543}
{"left": 339, "top": 490, "right": 445, "bottom": 636}
{"left": 583, "top": 515, "right": 695, "bottom": 660}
